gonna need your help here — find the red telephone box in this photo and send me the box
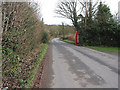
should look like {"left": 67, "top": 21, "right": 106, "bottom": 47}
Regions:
{"left": 75, "top": 31, "right": 80, "bottom": 44}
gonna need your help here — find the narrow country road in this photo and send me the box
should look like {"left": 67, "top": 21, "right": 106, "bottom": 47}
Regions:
{"left": 48, "top": 38, "right": 119, "bottom": 88}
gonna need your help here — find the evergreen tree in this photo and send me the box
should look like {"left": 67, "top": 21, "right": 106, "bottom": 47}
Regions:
{"left": 95, "top": 2, "right": 118, "bottom": 46}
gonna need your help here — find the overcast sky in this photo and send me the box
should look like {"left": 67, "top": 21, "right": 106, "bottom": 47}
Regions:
{"left": 34, "top": 0, "right": 120, "bottom": 25}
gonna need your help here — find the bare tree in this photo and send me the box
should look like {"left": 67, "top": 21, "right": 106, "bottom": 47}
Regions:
{"left": 55, "top": 0, "right": 81, "bottom": 31}
{"left": 55, "top": 0, "right": 99, "bottom": 31}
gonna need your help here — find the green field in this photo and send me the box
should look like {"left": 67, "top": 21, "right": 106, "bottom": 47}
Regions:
{"left": 86, "top": 46, "right": 120, "bottom": 53}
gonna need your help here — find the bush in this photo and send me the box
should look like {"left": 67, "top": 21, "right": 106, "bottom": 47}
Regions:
{"left": 41, "top": 31, "right": 49, "bottom": 43}
{"left": 2, "top": 2, "right": 44, "bottom": 88}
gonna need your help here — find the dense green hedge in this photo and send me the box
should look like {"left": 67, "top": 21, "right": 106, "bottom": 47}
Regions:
{"left": 41, "top": 31, "right": 49, "bottom": 43}
{"left": 2, "top": 2, "right": 49, "bottom": 88}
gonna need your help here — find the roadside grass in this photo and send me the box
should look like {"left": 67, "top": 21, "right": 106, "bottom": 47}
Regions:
{"left": 2, "top": 44, "right": 48, "bottom": 88}
{"left": 61, "top": 39, "right": 75, "bottom": 44}
{"left": 60, "top": 38, "right": 119, "bottom": 53}
{"left": 86, "top": 46, "right": 120, "bottom": 53}
{"left": 27, "top": 44, "right": 48, "bottom": 87}
{"left": 13, "top": 44, "right": 48, "bottom": 88}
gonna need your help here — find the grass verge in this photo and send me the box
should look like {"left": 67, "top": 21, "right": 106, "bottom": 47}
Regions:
{"left": 61, "top": 39, "right": 75, "bottom": 44}
{"left": 27, "top": 44, "right": 48, "bottom": 88}
{"left": 86, "top": 46, "right": 120, "bottom": 53}
{"left": 60, "top": 38, "right": 119, "bottom": 53}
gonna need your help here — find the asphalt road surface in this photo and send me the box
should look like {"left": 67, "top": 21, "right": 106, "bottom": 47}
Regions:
{"left": 49, "top": 38, "right": 119, "bottom": 88}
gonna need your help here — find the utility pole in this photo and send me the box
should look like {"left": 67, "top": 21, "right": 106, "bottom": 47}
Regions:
{"left": 62, "top": 22, "right": 65, "bottom": 39}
